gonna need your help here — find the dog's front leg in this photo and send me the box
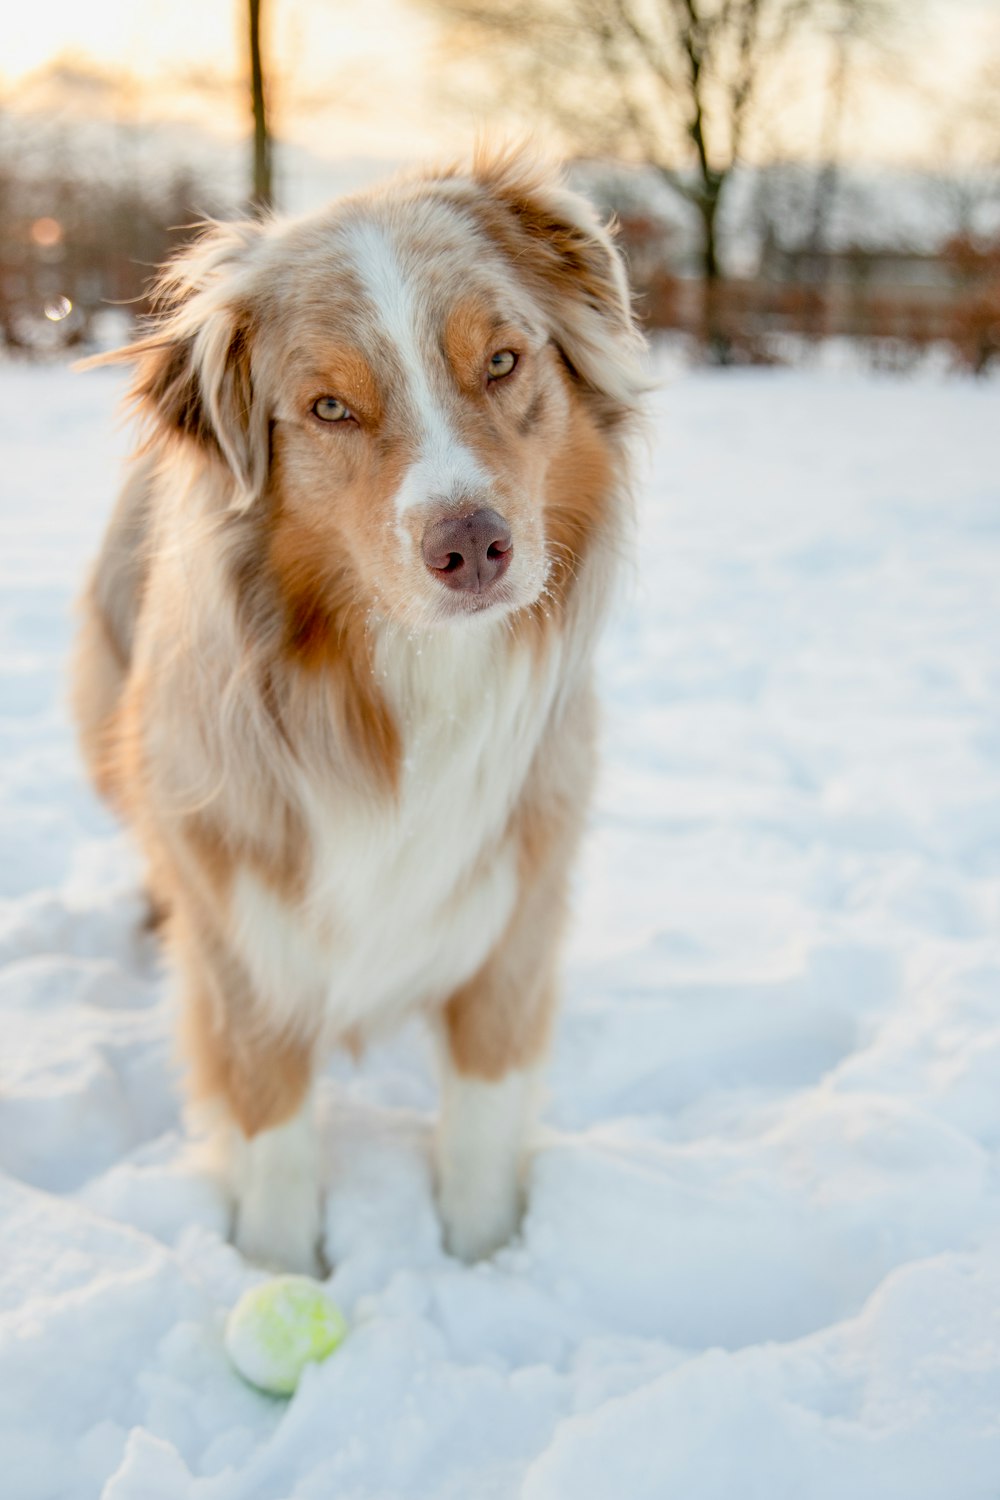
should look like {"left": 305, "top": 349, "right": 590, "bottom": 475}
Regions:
{"left": 173, "top": 904, "right": 325, "bottom": 1276}
{"left": 435, "top": 697, "right": 594, "bottom": 1261}
{"left": 435, "top": 893, "right": 564, "bottom": 1262}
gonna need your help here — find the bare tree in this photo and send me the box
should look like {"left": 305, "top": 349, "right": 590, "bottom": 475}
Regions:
{"left": 425, "top": 0, "right": 814, "bottom": 355}
{"left": 933, "top": 47, "right": 1000, "bottom": 241}
{"left": 802, "top": 0, "right": 900, "bottom": 331}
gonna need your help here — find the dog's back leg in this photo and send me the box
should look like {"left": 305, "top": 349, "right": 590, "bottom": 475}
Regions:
{"left": 71, "top": 587, "right": 130, "bottom": 809}
{"left": 71, "top": 457, "right": 170, "bottom": 926}
{"left": 71, "top": 455, "right": 157, "bottom": 809}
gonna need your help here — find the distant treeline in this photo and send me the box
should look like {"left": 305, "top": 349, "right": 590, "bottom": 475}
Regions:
{"left": 612, "top": 208, "right": 1000, "bottom": 374}
{"left": 1, "top": 146, "right": 998, "bottom": 374}
{"left": 0, "top": 151, "right": 225, "bottom": 352}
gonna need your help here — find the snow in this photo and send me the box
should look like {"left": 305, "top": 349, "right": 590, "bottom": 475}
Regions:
{"left": 1, "top": 354, "right": 999, "bottom": 1498}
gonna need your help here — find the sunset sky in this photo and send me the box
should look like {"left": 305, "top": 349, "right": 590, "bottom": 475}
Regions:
{"left": 2, "top": 0, "right": 998, "bottom": 168}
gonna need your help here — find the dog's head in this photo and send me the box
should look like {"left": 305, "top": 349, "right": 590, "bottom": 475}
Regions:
{"left": 101, "top": 148, "right": 645, "bottom": 633}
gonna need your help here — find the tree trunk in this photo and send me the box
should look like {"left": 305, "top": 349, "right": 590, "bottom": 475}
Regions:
{"left": 248, "top": 0, "right": 272, "bottom": 213}
{"left": 806, "top": 34, "right": 850, "bottom": 339}
{"left": 699, "top": 193, "right": 730, "bottom": 365}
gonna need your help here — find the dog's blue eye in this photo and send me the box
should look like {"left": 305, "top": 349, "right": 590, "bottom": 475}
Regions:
{"left": 312, "top": 396, "right": 352, "bottom": 423}
{"left": 487, "top": 350, "right": 517, "bottom": 381}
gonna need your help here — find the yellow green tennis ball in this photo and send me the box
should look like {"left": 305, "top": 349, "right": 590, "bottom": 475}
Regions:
{"left": 225, "top": 1275, "right": 348, "bottom": 1395}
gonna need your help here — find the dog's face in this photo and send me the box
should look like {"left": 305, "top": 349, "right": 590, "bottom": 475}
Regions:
{"left": 114, "top": 151, "right": 643, "bottom": 635}
{"left": 263, "top": 202, "right": 570, "bottom": 629}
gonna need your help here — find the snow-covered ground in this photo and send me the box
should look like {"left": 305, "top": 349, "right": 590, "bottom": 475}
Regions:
{"left": 1, "top": 355, "right": 998, "bottom": 1499}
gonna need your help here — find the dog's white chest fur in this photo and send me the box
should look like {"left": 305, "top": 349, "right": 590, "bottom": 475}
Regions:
{"left": 230, "top": 626, "right": 559, "bottom": 1040}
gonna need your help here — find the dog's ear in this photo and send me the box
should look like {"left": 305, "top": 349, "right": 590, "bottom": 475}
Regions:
{"left": 81, "top": 220, "right": 270, "bottom": 508}
{"left": 468, "top": 147, "right": 647, "bottom": 421}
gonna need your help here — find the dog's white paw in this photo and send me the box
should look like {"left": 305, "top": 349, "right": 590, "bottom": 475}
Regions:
{"left": 231, "top": 1108, "right": 324, "bottom": 1275}
{"left": 438, "top": 1168, "right": 523, "bottom": 1263}
{"left": 234, "top": 1180, "right": 324, "bottom": 1276}
{"left": 436, "top": 1068, "right": 536, "bottom": 1262}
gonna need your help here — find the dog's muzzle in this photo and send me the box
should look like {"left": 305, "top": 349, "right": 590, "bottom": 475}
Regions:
{"left": 421, "top": 508, "right": 513, "bottom": 594}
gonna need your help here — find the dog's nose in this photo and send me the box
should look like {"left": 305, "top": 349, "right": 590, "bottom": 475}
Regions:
{"left": 422, "top": 508, "right": 513, "bottom": 592}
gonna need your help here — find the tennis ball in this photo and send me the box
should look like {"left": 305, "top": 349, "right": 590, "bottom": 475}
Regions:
{"left": 225, "top": 1275, "right": 348, "bottom": 1396}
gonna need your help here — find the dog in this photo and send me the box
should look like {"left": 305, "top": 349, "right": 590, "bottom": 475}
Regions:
{"left": 72, "top": 147, "right": 644, "bottom": 1273}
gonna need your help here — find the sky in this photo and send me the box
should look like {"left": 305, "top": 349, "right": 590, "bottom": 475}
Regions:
{"left": 1, "top": 0, "right": 998, "bottom": 170}
{"left": 2, "top": 0, "right": 446, "bottom": 157}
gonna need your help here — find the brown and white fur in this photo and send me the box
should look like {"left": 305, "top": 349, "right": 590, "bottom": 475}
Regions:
{"left": 72, "top": 148, "right": 645, "bottom": 1273}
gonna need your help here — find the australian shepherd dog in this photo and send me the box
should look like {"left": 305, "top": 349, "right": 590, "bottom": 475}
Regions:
{"left": 72, "top": 148, "right": 645, "bottom": 1273}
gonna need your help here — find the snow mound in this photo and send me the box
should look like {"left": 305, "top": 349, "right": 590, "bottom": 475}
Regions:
{"left": 1, "top": 357, "right": 999, "bottom": 1497}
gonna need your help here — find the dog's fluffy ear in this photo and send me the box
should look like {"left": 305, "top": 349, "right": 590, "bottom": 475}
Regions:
{"left": 468, "top": 146, "right": 647, "bottom": 421}
{"left": 81, "top": 220, "right": 269, "bottom": 508}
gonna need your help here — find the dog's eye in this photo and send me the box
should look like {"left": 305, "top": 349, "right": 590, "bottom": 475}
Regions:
{"left": 312, "top": 396, "right": 353, "bottom": 423}
{"left": 487, "top": 350, "right": 517, "bottom": 381}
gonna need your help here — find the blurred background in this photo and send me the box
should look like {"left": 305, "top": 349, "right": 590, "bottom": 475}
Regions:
{"left": 2, "top": 0, "right": 998, "bottom": 370}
